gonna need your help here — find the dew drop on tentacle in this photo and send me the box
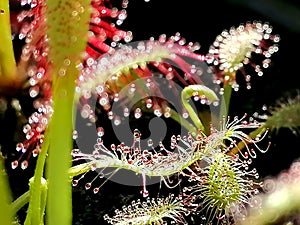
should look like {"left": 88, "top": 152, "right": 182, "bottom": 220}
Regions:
{"left": 11, "top": 160, "right": 19, "bottom": 169}
{"left": 21, "top": 160, "right": 28, "bottom": 170}
{"left": 134, "top": 108, "right": 142, "bottom": 119}
{"left": 146, "top": 98, "right": 153, "bottom": 108}
{"left": 72, "top": 130, "right": 78, "bottom": 140}
{"left": 113, "top": 116, "right": 121, "bottom": 126}
{"left": 32, "top": 149, "right": 39, "bottom": 157}
{"left": 16, "top": 143, "right": 25, "bottom": 152}
{"left": 123, "top": 107, "right": 130, "bottom": 117}
{"left": 29, "top": 86, "right": 40, "bottom": 98}
{"left": 72, "top": 180, "right": 79, "bottom": 187}
{"left": 93, "top": 187, "right": 99, "bottom": 194}
{"left": 85, "top": 182, "right": 92, "bottom": 190}
{"left": 97, "top": 127, "right": 104, "bottom": 137}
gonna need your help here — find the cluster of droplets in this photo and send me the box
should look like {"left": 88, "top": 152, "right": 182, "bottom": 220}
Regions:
{"left": 16, "top": 0, "right": 133, "bottom": 103}
{"left": 103, "top": 193, "right": 197, "bottom": 225}
{"left": 206, "top": 113, "right": 271, "bottom": 158}
{"left": 11, "top": 0, "right": 57, "bottom": 171}
{"left": 206, "top": 21, "right": 280, "bottom": 91}
{"left": 72, "top": 115, "right": 271, "bottom": 224}
{"left": 16, "top": 0, "right": 51, "bottom": 102}
{"left": 69, "top": 112, "right": 272, "bottom": 225}
{"left": 85, "top": 0, "right": 133, "bottom": 60}
{"left": 17, "top": 0, "right": 48, "bottom": 62}
{"left": 71, "top": 114, "right": 270, "bottom": 199}
{"left": 174, "top": 114, "right": 271, "bottom": 224}
{"left": 12, "top": 0, "right": 133, "bottom": 169}
{"left": 183, "top": 151, "right": 262, "bottom": 224}
{"left": 71, "top": 127, "right": 208, "bottom": 195}
{"left": 79, "top": 32, "right": 205, "bottom": 96}
{"left": 11, "top": 98, "right": 53, "bottom": 170}
{"left": 77, "top": 33, "right": 208, "bottom": 126}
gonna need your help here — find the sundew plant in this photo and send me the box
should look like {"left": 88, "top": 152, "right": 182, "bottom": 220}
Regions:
{"left": 0, "top": 0, "right": 300, "bottom": 225}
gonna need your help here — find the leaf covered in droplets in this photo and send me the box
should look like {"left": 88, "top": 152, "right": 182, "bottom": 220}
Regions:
{"left": 46, "top": 0, "right": 91, "bottom": 68}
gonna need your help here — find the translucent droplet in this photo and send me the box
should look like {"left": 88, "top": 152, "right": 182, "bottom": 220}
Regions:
{"left": 113, "top": 93, "right": 119, "bottom": 102}
{"left": 29, "top": 86, "right": 39, "bottom": 98}
{"left": 146, "top": 99, "right": 153, "bottom": 108}
{"left": 16, "top": 143, "right": 24, "bottom": 152}
{"left": 29, "top": 77, "right": 37, "bottom": 86}
{"left": 72, "top": 130, "right": 78, "bottom": 139}
{"left": 142, "top": 190, "right": 149, "bottom": 197}
{"left": 108, "top": 111, "right": 114, "bottom": 120}
{"left": 85, "top": 182, "right": 92, "bottom": 190}
{"left": 58, "top": 68, "right": 66, "bottom": 76}
{"left": 93, "top": 187, "right": 99, "bottom": 194}
{"left": 32, "top": 149, "right": 39, "bottom": 157}
{"left": 11, "top": 160, "right": 18, "bottom": 169}
{"left": 134, "top": 108, "right": 142, "bottom": 119}
{"left": 64, "top": 59, "right": 71, "bottom": 66}
{"left": 123, "top": 107, "right": 129, "bottom": 117}
{"left": 114, "top": 116, "right": 121, "bottom": 126}
{"left": 21, "top": 160, "right": 28, "bottom": 170}
{"left": 72, "top": 180, "right": 78, "bottom": 186}
{"left": 99, "top": 97, "right": 108, "bottom": 106}
{"left": 97, "top": 127, "right": 104, "bottom": 137}
{"left": 182, "top": 110, "right": 189, "bottom": 119}
{"left": 81, "top": 109, "right": 89, "bottom": 119}
{"left": 154, "top": 107, "right": 162, "bottom": 117}
{"left": 147, "top": 139, "right": 153, "bottom": 147}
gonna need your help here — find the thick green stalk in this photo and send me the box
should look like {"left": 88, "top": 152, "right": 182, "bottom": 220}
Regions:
{"left": 219, "top": 82, "right": 232, "bottom": 121}
{"left": 45, "top": 0, "right": 91, "bottom": 224}
{"left": 0, "top": 150, "right": 13, "bottom": 225}
{"left": 0, "top": 0, "right": 16, "bottom": 78}
{"left": 46, "top": 73, "right": 77, "bottom": 225}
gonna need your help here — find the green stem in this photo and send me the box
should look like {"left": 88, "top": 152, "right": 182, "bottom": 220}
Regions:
{"left": 169, "top": 108, "right": 198, "bottom": 137}
{"left": 0, "top": 149, "right": 13, "bottom": 225}
{"left": 68, "top": 163, "right": 90, "bottom": 179}
{"left": 227, "top": 125, "right": 267, "bottom": 156}
{"left": 46, "top": 69, "right": 77, "bottom": 225}
{"left": 10, "top": 191, "right": 30, "bottom": 216}
{"left": 0, "top": 0, "right": 16, "bottom": 78}
{"left": 182, "top": 96, "right": 205, "bottom": 132}
{"left": 181, "top": 85, "right": 219, "bottom": 133}
{"left": 219, "top": 82, "right": 232, "bottom": 121}
{"left": 24, "top": 132, "right": 50, "bottom": 225}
